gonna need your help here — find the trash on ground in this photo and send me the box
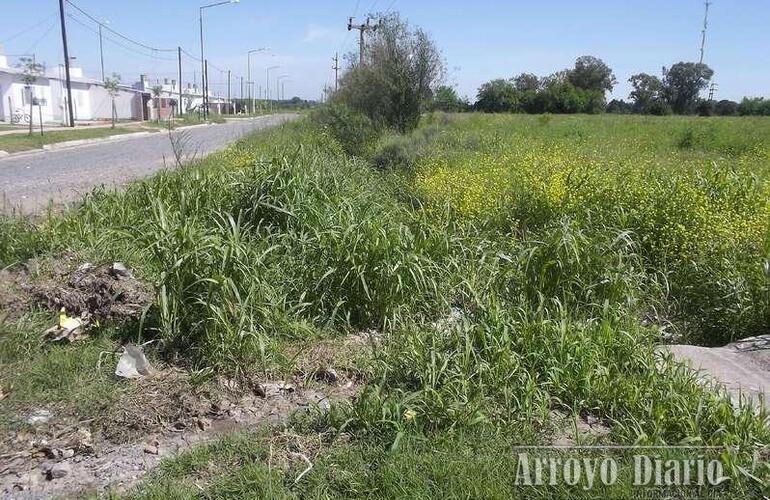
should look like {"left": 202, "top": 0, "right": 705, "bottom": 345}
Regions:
{"left": 115, "top": 345, "right": 153, "bottom": 379}
{"left": 26, "top": 409, "right": 53, "bottom": 426}
{"left": 43, "top": 308, "right": 90, "bottom": 342}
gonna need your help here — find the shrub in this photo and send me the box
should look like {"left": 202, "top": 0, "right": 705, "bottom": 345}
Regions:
{"left": 310, "top": 103, "right": 379, "bottom": 157}
{"left": 371, "top": 133, "right": 423, "bottom": 172}
{"left": 333, "top": 13, "right": 444, "bottom": 132}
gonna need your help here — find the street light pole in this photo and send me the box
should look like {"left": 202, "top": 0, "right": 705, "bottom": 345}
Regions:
{"left": 247, "top": 48, "right": 267, "bottom": 114}
{"left": 276, "top": 75, "right": 289, "bottom": 109}
{"left": 199, "top": 0, "right": 239, "bottom": 120}
{"left": 266, "top": 65, "right": 280, "bottom": 114}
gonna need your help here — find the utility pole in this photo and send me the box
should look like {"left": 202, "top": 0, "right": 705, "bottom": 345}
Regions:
{"left": 708, "top": 82, "right": 718, "bottom": 101}
{"left": 227, "top": 69, "right": 231, "bottom": 114}
{"left": 699, "top": 1, "right": 712, "bottom": 64}
{"left": 58, "top": 0, "right": 74, "bottom": 127}
{"left": 98, "top": 24, "right": 105, "bottom": 81}
{"left": 177, "top": 47, "right": 183, "bottom": 117}
{"left": 332, "top": 52, "right": 339, "bottom": 91}
{"left": 204, "top": 59, "right": 209, "bottom": 117}
{"left": 239, "top": 76, "right": 244, "bottom": 112}
{"left": 348, "top": 16, "right": 379, "bottom": 66}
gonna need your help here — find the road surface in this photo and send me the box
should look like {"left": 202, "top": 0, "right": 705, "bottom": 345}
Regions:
{"left": 0, "top": 114, "right": 297, "bottom": 213}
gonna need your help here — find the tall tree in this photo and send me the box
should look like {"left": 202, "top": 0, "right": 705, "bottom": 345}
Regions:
{"left": 432, "top": 85, "right": 461, "bottom": 112}
{"left": 628, "top": 73, "right": 668, "bottom": 114}
{"left": 475, "top": 79, "right": 518, "bottom": 112}
{"left": 568, "top": 56, "right": 616, "bottom": 93}
{"left": 662, "top": 62, "right": 714, "bottom": 114}
{"left": 335, "top": 12, "right": 444, "bottom": 132}
{"left": 17, "top": 57, "right": 44, "bottom": 136}
{"left": 513, "top": 73, "right": 539, "bottom": 92}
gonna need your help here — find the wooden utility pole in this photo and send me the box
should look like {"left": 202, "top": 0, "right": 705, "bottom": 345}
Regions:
{"left": 348, "top": 17, "right": 379, "bottom": 66}
{"left": 58, "top": 0, "right": 75, "bottom": 127}
{"left": 332, "top": 52, "right": 339, "bottom": 91}
{"left": 227, "top": 69, "right": 231, "bottom": 114}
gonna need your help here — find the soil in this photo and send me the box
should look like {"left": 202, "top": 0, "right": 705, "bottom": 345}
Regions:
{"left": 0, "top": 369, "right": 359, "bottom": 499}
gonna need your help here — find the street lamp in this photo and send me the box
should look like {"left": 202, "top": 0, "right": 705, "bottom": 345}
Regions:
{"left": 265, "top": 65, "right": 280, "bottom": 114}
{"left": 247, "top": 47, "right": 268, "bottom": 114}
{"left": 199, "top": 0, "right": 238, "bottom": 119}
{"left": 276, "top": 75, "right": 289, "bottom": 106}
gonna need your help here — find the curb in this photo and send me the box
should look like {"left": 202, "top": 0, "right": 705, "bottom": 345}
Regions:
{"left": 42, "top": 131, "right": 155, "bottom": 151}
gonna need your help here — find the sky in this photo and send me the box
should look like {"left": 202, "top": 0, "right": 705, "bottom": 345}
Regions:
{"left": 1, "top": 0, "right": 768, "bottom": 102}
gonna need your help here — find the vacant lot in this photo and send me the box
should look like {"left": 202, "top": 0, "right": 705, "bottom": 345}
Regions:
{"left": 0, "top": 114, "right": 768, "bottom": 498}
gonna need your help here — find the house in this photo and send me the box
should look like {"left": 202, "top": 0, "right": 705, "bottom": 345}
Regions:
{"left": 0, "top": 49, "right": 146, "bottom": 125}
{"left": 0, "top": 47, "right": 230, "bottom": 125}
{"left": 133, "top": 74, "right": 230, "bottom": 120}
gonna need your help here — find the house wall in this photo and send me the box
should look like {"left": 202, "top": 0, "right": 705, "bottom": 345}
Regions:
{"left": 0, "top": 74, "right": 55, "bottom": 124}
{"left": 89, "top": 85, "right": 142, "bottom": 120}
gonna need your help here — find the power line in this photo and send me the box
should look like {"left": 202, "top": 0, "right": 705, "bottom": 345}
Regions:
{"left": 66, "top": 13, "right": 176, "bottom": 61}
{"left": 0, "top": 12, "right": 58, "bottom": 44}
{"left": 22, "top": 19, "right": 59, "bottom": 56}
{"left": 65, "top": 0, "right": 176, "bottom": 53}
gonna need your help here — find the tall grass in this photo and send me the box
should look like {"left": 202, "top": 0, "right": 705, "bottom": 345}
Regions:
{"left": 2, "top": 114, "right": 769, "bottom": 494}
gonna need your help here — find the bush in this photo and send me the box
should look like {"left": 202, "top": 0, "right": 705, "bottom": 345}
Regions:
{"left": 310, "top": 103, "right": 379, "bottom": 157}
{"left": 715, "top": 99, "right": 739, "bottom": 116}
{"left": 371, "top": 133, "right": 423, "bottom": 172}
{"left": 738, "top": 97, "right": 770, "bottom": 116}
{"left": 332, "top": 13, "right": 444, "bottom": 132}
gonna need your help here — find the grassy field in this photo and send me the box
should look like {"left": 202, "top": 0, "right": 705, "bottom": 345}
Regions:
{"left": 0, "top": 125, "right": 149, "bottom": 153}
{"left": 0, "top": 113, "right": 768, "bottom": 498}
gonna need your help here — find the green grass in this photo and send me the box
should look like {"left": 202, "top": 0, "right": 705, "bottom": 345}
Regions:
{"left": 0, "top": 124, "right": 26, "bottom": 132}
{"left": 0, "top": 114, "right": 769, "bottom": 497}
{"left": 0, "top": 125, "right": 150, "bottom": 153}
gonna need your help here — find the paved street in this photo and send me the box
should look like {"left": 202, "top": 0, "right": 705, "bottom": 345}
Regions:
{"left": 0, "top": 114, "right": 297, "bottom": 213}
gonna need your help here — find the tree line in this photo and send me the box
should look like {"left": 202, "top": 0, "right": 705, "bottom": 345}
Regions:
{"left": 432, "top": 57, "right": 770, "bottom": 116}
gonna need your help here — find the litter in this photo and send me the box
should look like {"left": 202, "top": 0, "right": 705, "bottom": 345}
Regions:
{"left": 43, "top": 308, "right": 90, "bottom": 342}
{"left": 27, "top": 409, "right": 53, "bottom": 425}
{"left": 115, "top": 345, "right": 153, "bottom": 379}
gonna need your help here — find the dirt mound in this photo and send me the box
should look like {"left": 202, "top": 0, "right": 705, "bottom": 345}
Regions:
{"left": 24, "top": 261, "right": 152, "bottom": 322}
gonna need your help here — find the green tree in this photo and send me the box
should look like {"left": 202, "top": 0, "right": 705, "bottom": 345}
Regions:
{"left": 568, "top": 55, "right": 616, "bottom": 93}
{"left": 17, "top": 57, "right": 44, "bottom": 136}
{"left": 151, "top": 85, "right": 163, "bottom": 123}
{"left": 432, "top": 85, "right": 461, "bottom": 112}
{"left": 737, "top": 97, "right": 770, "bottom": 116}
{"left": 662, "top": 62, "right": 714, "bottom": 114}
{"left": 103, "top": 73, "right": 121, "bottom": 128}
{"left": 334, "top": 12, "right": 444, "bottom": 132}
{"left": 475, "top": 79, "right": 518, "bottom": 112}
{"left": 606, "top": 99, "right": 633, "bottom": 114}
{"left": 714, "top": 99, "right": 738, "bottom": 116}
{"left": 628, "top": 73, "right": 668, "bottom": 114}
{"left": 513, "top": 73, "right": 539, "bottom": 92}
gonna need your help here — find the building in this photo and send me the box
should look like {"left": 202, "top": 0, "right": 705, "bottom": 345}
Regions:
{"left": 0, "top": 50, "right": 146, "bottom": 125}
{"left": 133, "top": 74, "right": 230, "bottom": 120}
{"left": 0, "top": 47, "right": 230, "bottom": 125}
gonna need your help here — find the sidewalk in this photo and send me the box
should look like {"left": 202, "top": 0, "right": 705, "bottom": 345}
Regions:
{"left": 0, "top": 121, "right": 146, "bottom": 137}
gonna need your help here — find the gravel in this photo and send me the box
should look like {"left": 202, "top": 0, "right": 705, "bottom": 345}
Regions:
{"left": 0, "top": 114, "right": 297, "bottom": 214}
